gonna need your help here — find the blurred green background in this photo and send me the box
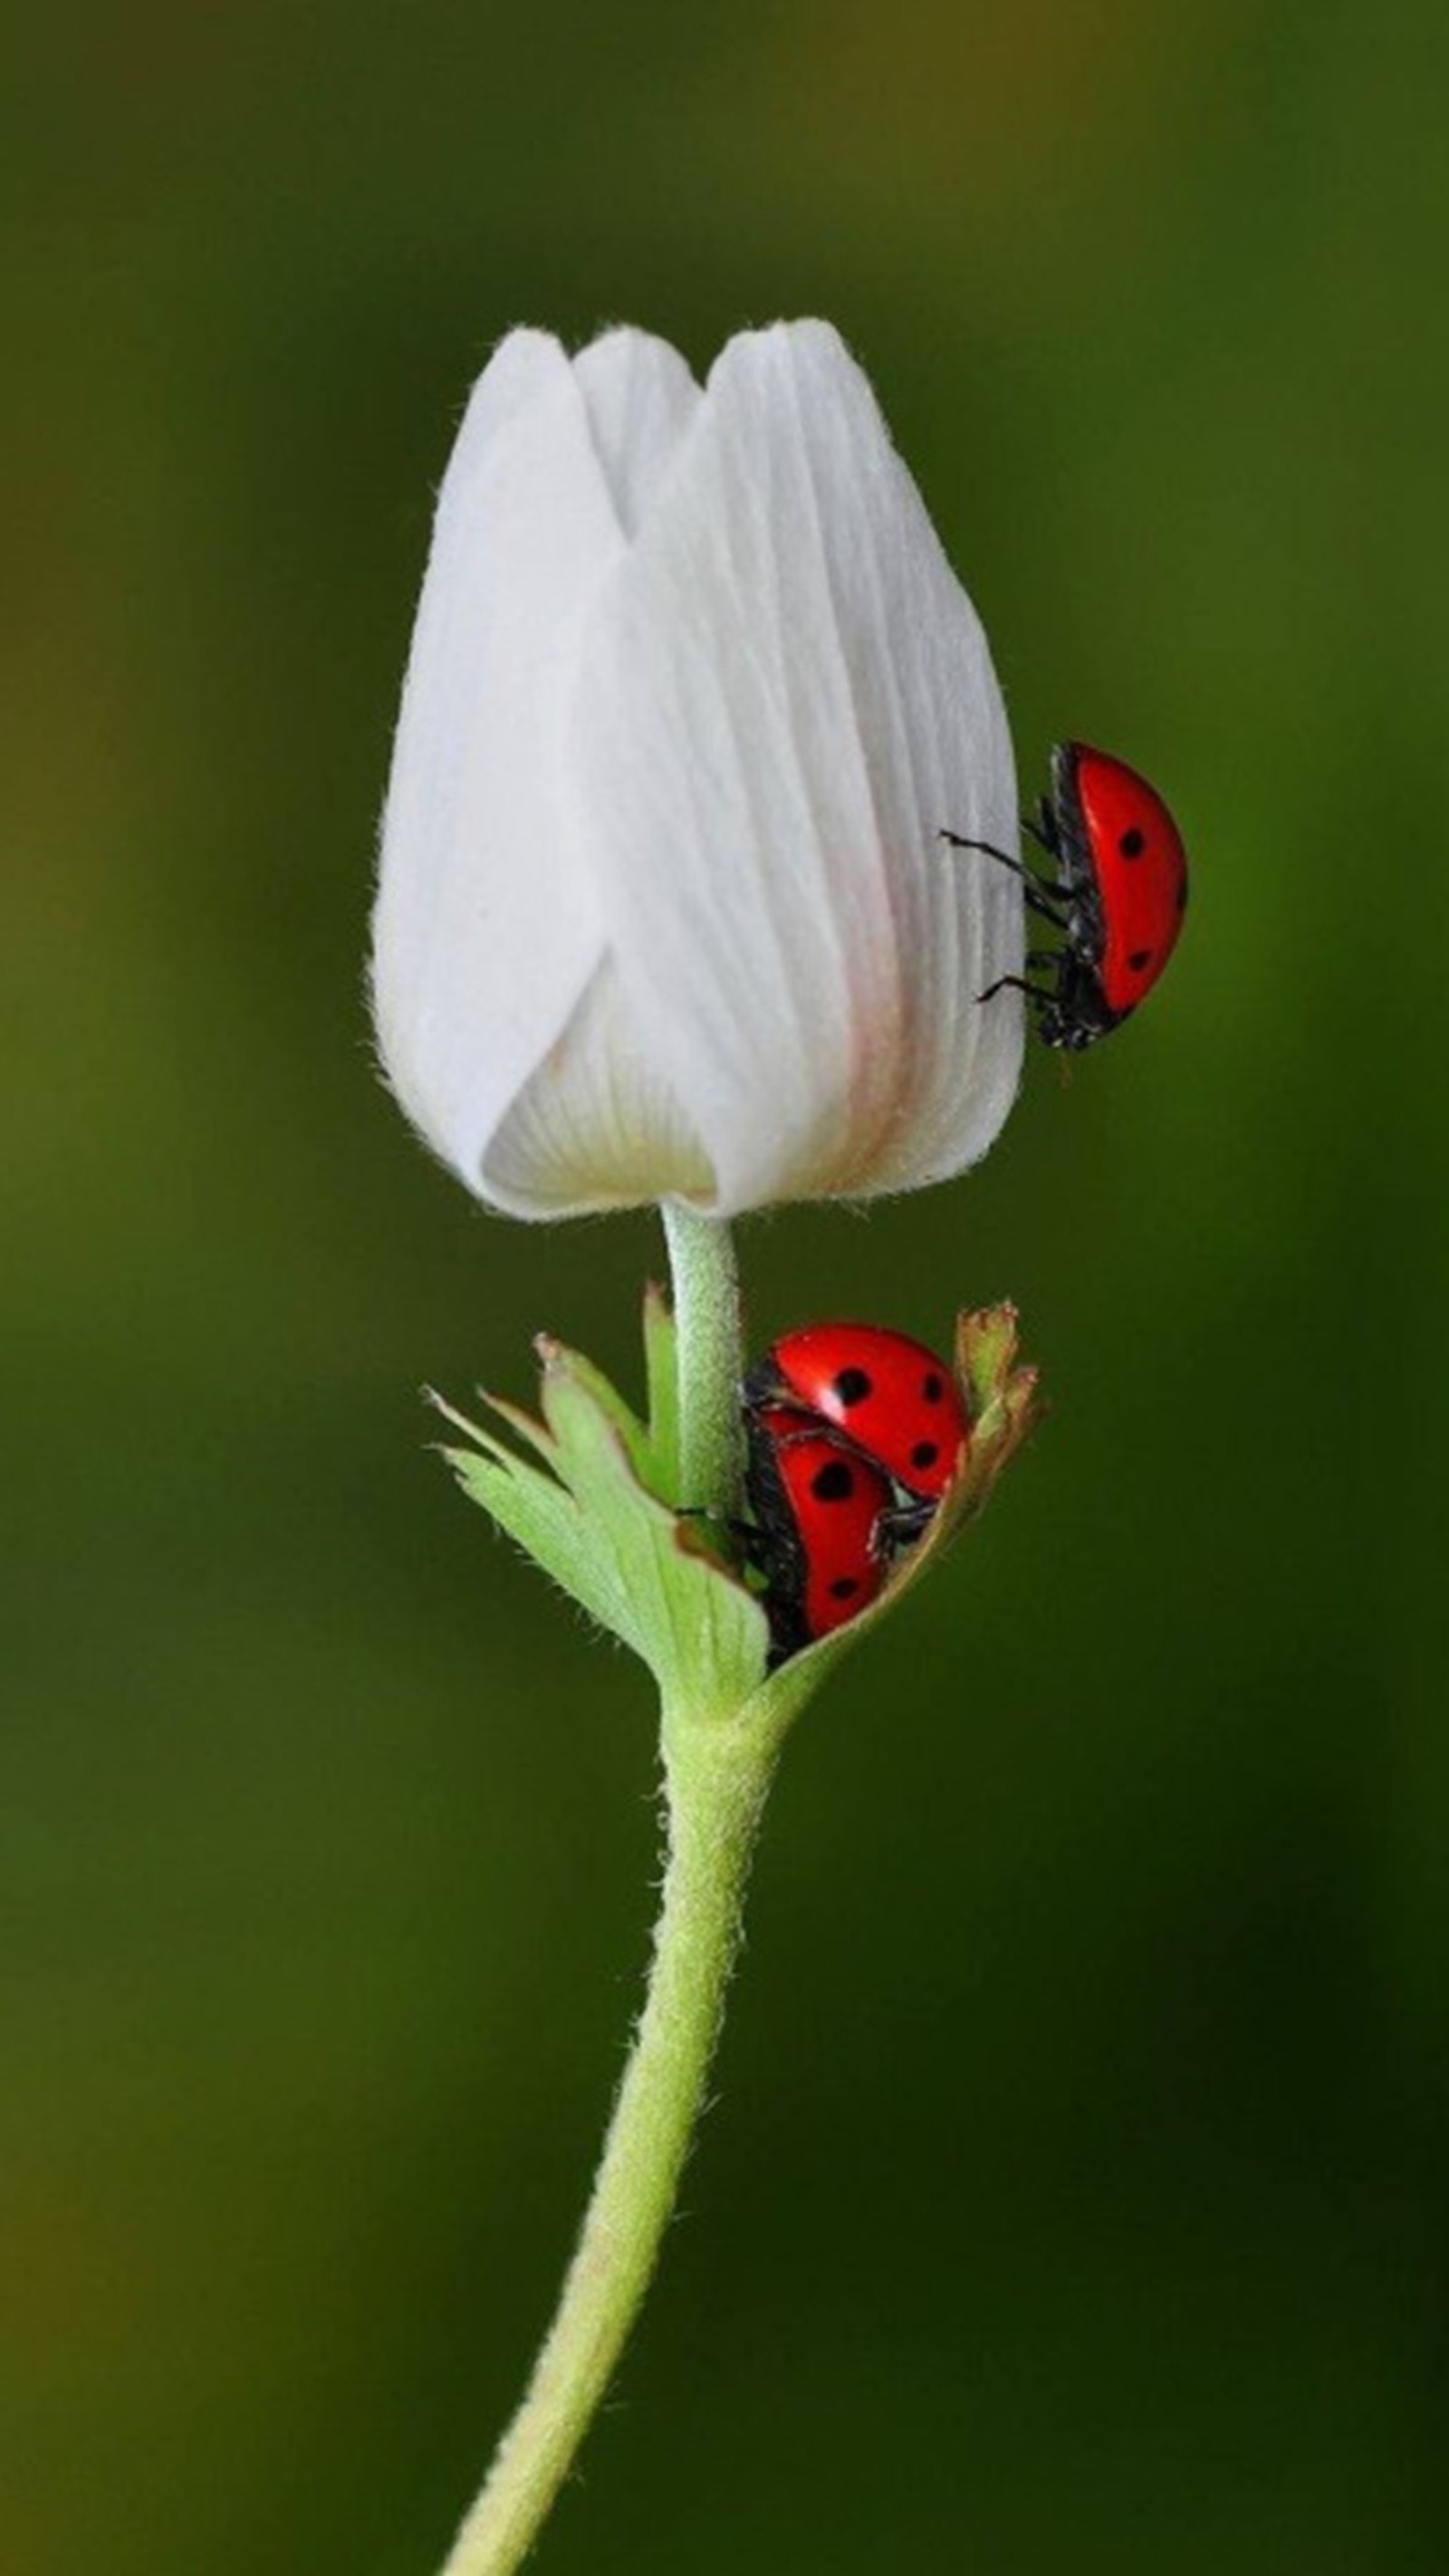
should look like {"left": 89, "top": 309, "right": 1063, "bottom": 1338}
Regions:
{"left": 6, "top": 2, "right": 1448, "bottom": 2569}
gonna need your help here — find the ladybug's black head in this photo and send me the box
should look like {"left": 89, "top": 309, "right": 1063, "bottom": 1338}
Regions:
{"left": 1034, "top": 1004, "right": 1092, "bottom": 1053}
{"left": 1032, "top": 955, "right": 1128, "bottom": 1052}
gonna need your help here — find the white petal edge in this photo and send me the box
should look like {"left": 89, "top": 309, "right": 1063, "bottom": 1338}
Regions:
{"left": 482, "top": 950, "right": 714, "bottom": 1216}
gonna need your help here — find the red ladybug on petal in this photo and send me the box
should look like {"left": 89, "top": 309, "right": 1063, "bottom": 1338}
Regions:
{"left": 944, "top": 742, "right": 1189, "bottom": 1050}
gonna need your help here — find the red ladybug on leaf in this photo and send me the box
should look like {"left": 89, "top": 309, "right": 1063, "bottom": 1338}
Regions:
{"left": 742, "top": 1324, "right": 967, "bottom": 1661}
{"left": 743, "top": 1405, "right": 897, "bottom": 1660}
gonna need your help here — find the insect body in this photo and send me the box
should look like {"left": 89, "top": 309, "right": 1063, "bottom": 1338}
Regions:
{"left": 743, "top": 1403, "right": 896, "bottom": 1660}
{"left": 740, "top": 1323, "right": 968, "bottom": 1661}
{"left": 744, "top": 1322, "right": 968, "bottom": 1501}
{"left": 944, "top": 742, "right": 1188, "bottom": 1050}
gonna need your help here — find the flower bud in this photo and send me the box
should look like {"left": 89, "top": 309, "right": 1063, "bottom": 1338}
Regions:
{"left": 372, "top": 321, "right": 1023, "bottom": 1218}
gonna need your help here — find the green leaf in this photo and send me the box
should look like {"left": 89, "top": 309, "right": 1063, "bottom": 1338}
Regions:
{"left": 438, "top": 1323, "right": 767, "bottom": 1710}
{"left": 536, "top": 1335, "right": 656, "bottom": 1486}
{"left": 444, "top": 1442, "right": 651, "bottom": 1657}
{"left": 536, "top": 1345, "right": 765, "bottom": 1708}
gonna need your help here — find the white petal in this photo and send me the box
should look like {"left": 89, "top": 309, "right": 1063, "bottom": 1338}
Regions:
{"left": 372, "top": 331, "right": 622, "bottom": 1192}
{"left": 571, "top": 330, "right": 701, "bottom": 538}
{"left": 482, "top": 953, "right": 714, "bottom": 1216}
{"left": 565, "top": 319, "right": 1023, "bottom": 1216}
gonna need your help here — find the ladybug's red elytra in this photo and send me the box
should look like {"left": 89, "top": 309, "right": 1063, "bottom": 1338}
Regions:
{"left": 744, "top": 1322, "right": 969, "bottom": 1501}
{"left": 740, "top": 1324, "right": 968, "bottom": 1662}
{"left": 743, "top": 1403, "right": 896, "bottom": 1661}
{"left": 943, "top": 742, "right": 1188, "bottom": 1050}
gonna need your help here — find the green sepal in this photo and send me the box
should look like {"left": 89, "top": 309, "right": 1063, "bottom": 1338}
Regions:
{"left": 435, "top": 1292, "right": 768, "bottom": 1715}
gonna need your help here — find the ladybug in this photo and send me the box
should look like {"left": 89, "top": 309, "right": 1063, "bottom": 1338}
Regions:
{"left": 743, "top": 1403, "right": 896, "bottom": 1661}
{"left": 942, "top": 742, "right": 1188, "bottom": 1049}
{"left": 744, "top": 1322, "right": 968, "bottom": 1503}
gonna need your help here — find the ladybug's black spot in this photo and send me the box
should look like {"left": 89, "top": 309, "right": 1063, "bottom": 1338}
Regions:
{"left": 1128, "top": 947, "right": 1153, "bottom": 973}
{"left": 922, "top": 1372, "right": 945, "bottom": 1402}
{"left": 832, "top": 1366, "right": 871, "bottom": 1408}
{"left": 910, "top": 1441, "right": 940, "bottom": 1472}
{"left": 829, "top": 1575, "right": 860, "bottom": 1600}
{"left": 1119, "top": 828, "right": 1146, "bottom": 858}
{"left": 811, "top": 1460, "right": 855, "bottom": 1503}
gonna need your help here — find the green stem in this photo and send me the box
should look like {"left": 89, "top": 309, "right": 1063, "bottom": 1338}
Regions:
{"left": 659, "top": 1201, "right": 744, "bottom": 1518}
{"left": 435, "top": 1210, "right": 763, "bottom": 2575}
{"left": 437, "top": 1720, "right": 775, "bottom": 2576}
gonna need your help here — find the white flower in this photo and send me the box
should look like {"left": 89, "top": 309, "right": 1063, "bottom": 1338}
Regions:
{"left": 372, "top": 320, "right": 1023, "bottom": 1220}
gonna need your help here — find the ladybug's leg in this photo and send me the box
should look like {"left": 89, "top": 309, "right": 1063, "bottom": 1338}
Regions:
{"left": 677, "top": 1503, "right": 762, "bottom": 1562}
{"left": 1018, "top": 879, "right": 1071, "bottom": 930}
{"left": 937, "top": 831, "right": 1070, "bottom": 927}
{"left": 1025, "top": 795, "right": 1060, "bottom": 858}
{"left": 978, "top": 973, "right": 1053, "bottom": 1008}
{"left": 1026, "top": 947, "right": 1060, "bottom": 970}
{"left": 938, "top": 827, "right": 1019, "bottom": 863}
